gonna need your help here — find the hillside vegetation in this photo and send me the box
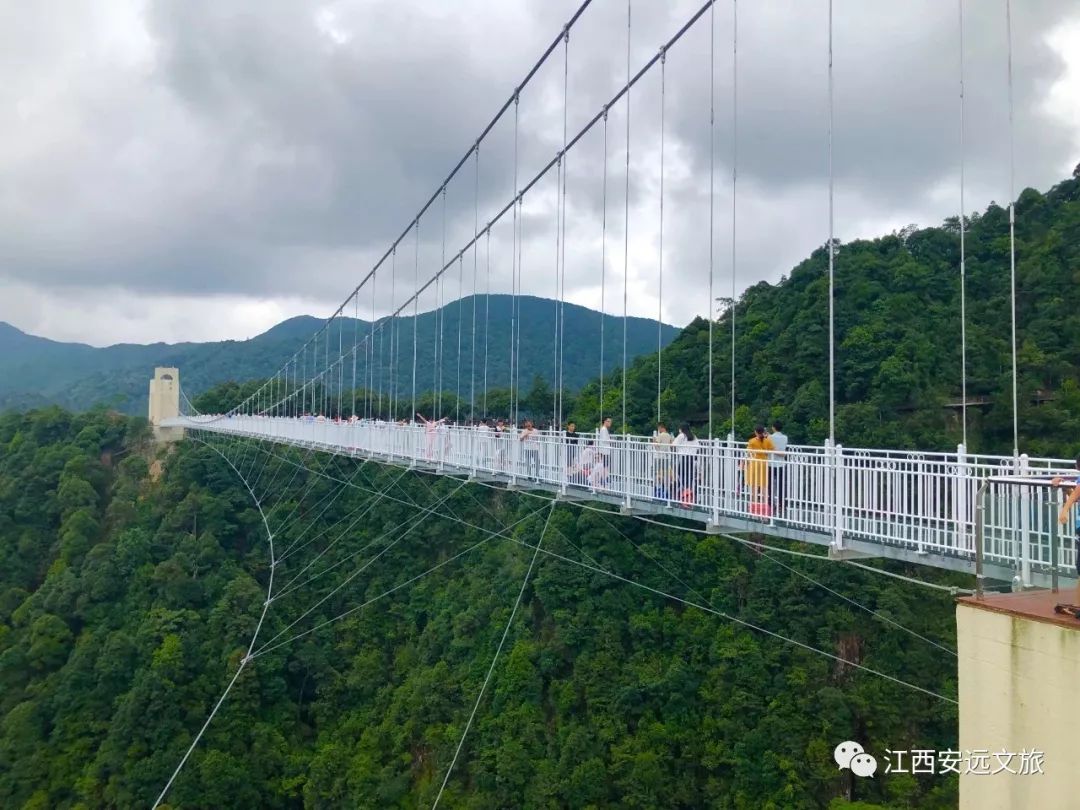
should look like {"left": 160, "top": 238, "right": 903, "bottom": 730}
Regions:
{"left": 0, "top": 407, "right": 961, "bottom": 808}
{"left": 572, "top": 169, "right": 1080, "bottom": 456}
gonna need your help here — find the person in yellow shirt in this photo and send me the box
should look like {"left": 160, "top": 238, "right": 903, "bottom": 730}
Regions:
{"left": 745, "top": 424, "right": 774, "bottom": 508}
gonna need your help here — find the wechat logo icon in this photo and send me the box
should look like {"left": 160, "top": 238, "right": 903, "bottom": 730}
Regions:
{"left": 835, "top": 741, "right": 878, "bottom": 778}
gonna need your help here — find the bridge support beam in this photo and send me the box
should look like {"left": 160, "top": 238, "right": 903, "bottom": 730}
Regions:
{"left": 826, "top": 545, "right": 879, "bottom": 562}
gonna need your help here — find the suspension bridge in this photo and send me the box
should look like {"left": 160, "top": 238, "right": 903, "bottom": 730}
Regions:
{"left": 161, "top": 0, "right": 1073, "bottom": 590}
{"left": 149, "top": 0, "right": 1076, "bottom": 806}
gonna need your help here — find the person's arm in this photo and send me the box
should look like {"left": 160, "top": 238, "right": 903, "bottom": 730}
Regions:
{"left": 1059, "top": 484, "right": 1080, "bottom": 524}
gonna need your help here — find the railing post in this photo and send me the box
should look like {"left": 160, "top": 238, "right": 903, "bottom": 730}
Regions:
{"left": 559, "top": 432, "right": 568, "bottom": 495}
{"left": 1049, "top": 494, "right": 1059, "bottom": 594}
{"left": 974, "top": 480, "right": 988, "bottom": 599}
{"left": 823, "top": 439, "right": 840, "bottom": 550}
{"left": 834, "top": 443, "right": 845, "bottom": 550}
{"left": 509, "top": 432, "right": 518, "bottom": 488}
{"left": 470, "top": 427, "right": 478, "bottom": 478}
{"left": 954, "top": 443, "right": 970, "bottom": 555}
{"left": 706, "top": 437, "right": 718, "bottom": 526}
{"left": 724, "top": 432, "right": 736, "bottom": 517}
{"left": 1019, "top": 453, "right": 1031, "bottom": 588}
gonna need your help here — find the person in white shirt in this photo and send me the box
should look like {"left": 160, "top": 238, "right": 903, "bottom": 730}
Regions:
{"left": 597, "top": 416, "right": 612, "bottom": 467}
{"left": 672, "top": 422, "right": 700, "bottom": 501}
{"left": 519, "top": 420, "right": 540, "bottom": 480}
{"left": 475, "top": 418, "right": 493, "bottom": 468}
{"left": 652, "top": 422, "right": 675, "bottom": 498}
{"left": 768, "top": 420, "right": 789, "bottom": 515}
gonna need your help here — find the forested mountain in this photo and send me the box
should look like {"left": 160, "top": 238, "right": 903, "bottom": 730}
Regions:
{"left": 570, "top": 168, "right": 1080, "bottom": 457}
{"left": 0, "top": 407, "right": 962, "bottom": 808}
{"left": 0, "top": 297, "right": 678, "bottom": 418}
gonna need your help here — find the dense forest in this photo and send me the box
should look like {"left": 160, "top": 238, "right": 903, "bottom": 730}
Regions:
{"left": 0, "top": 406, "right": 962, "bottom": 808}
{"left": 0, "top": 297, "right": 677, "bottom": 418}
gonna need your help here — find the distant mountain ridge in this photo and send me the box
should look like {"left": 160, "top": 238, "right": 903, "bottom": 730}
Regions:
{"left": 0, "top": 295, "right": 679, "bottom": 415}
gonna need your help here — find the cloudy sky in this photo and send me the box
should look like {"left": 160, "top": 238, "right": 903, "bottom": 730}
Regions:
{"left": 2, "top": 0, "right": 1078, "bottom": 347}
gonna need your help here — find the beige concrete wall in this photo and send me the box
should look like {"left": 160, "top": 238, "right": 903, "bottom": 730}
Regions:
{"left": 957, "top": 603, "right": 1080, "bottom": 809}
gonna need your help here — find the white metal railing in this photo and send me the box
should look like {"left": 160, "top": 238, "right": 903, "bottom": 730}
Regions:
{"left": 169, "top": 415, "right": 1080, "bottom": 580}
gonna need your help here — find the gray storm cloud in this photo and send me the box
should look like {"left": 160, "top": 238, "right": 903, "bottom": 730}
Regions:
{"left": 0, "top": 0, "right": 1077, "bottom": 345}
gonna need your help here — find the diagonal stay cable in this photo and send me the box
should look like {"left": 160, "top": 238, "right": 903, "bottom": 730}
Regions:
{"left": 629, "top": 511, "right": 976, "bottom": 596}
{"left": 238, "top": 439, "right": 432, "bottom": 570}
{"left": 271, "top": 472, "right": 465, "bottom": 603}
{"left": 468, "top": 478, "right": 960, "bottom": 656}
{"left": 408, "top": 468, "right": 610, "bottom": 575}
{"left": 496, "top": 532, "right": 958, "bottom": 705}
{"left": 461, "top": 479, "right": 958, "bottom": 704}
{"left": 250, "top": 447, "right": 290, "bottom": 504}
{"left": 263, "top": 446, "right": 343, "bottom": 533}
{"left": 247, "top": 436, "right": 281, "bottom": 494}
{"left": 270, "top": 466, "right": 416, "bottom": 592}
{"left": 270, "top": 453, "right": 365, "bottom": 556}
{"left": 257, "top": 443, "right": 319, "bottom": 518}
{"left": 236, "top": 449, "right": 955, "bottom": 703}
{"left": 743, "top": 543, "right": 957, "bottom": 656}
{"left": 431, "top": 501, "right": 555, "bottom": 809}
{"left": 253, "top": 478, "right": 470, "bottom": 655}
{"left": 565, "top": 502, "right": 958, "bottom": 658}
{"left": 253, "top": 445, "right": 618, "bottom": 573}
{"left": 253, "top": 499, "right": 554, "bottom": 660}
{"left": 276, "top": 458, "right": 375, "bottom": 562}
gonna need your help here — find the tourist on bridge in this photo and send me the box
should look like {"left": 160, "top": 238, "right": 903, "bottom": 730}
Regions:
{"left": 519, "top": 419, "right": 540, "bottom": 480}
{"left": 565, "top": 420, "right": 580, "bottom": 473}
{"left": 573, "top": 440, "right": 606, "bottom": 489}
{"left": 597, "top": 416, "right": 613, "bottom": 469}
{"left": 416, "top": 412, "right": 446, "bottom": 460}
{"left": 494, "top": 419, "right": 509, "bottom": 471}
{"left": 1054, "top": 459, "right": 1080, "bottom": 576}
{"left": 744, "top": 425, "right": 774, "bottom": 513}
{"left": 673, "top": 423, "right": 699, "bottom": 503}
{"left": 475, "top": 418, "right": 493, "bottom": 468}
{"left": 652, "top": 422, "right": 675, "bottom": 500}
